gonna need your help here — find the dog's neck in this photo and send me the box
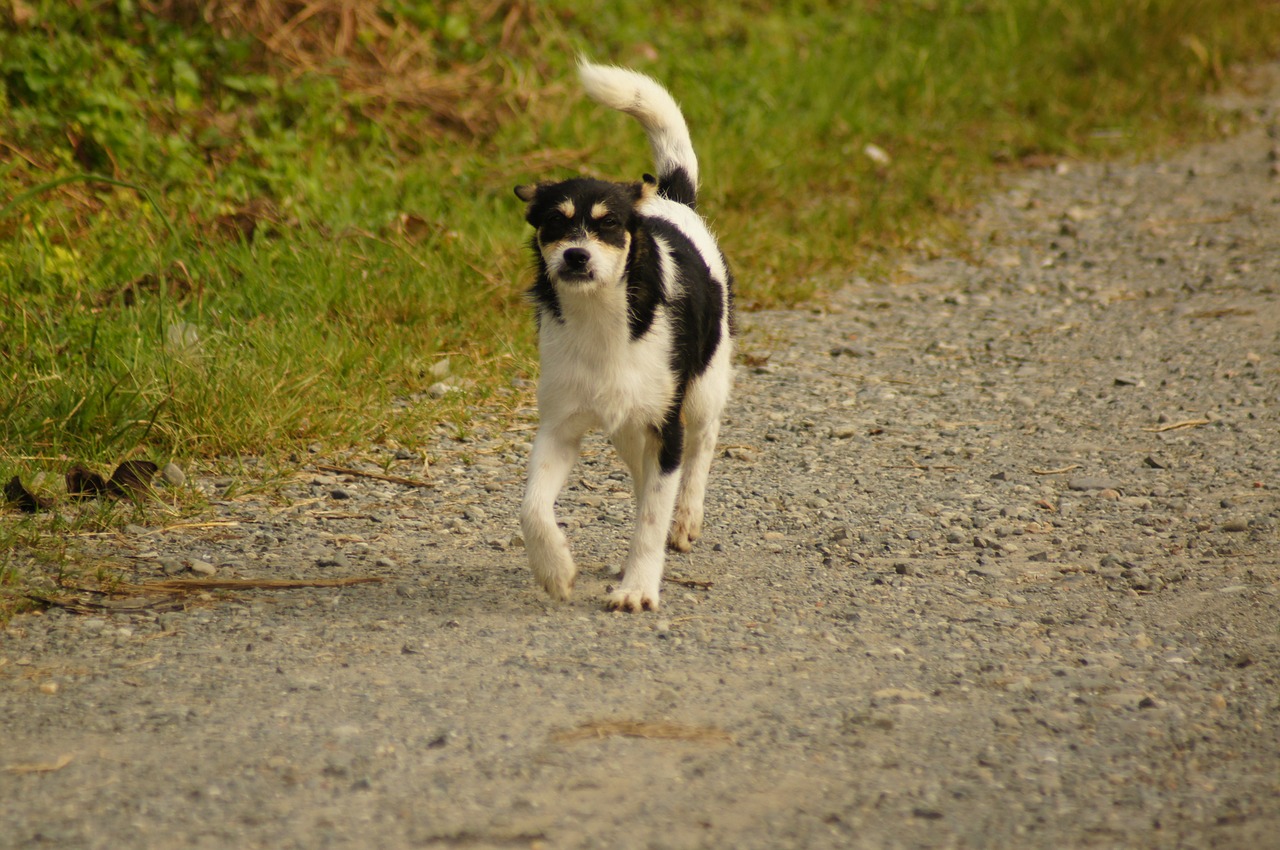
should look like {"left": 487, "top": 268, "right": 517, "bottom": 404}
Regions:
{"left": 547, "top": 275, "right": 632, "bottom": 344}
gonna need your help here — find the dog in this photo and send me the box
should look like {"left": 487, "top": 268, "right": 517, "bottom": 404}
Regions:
{"left": 514, "top": 61, "right": 735, "bottom": 611}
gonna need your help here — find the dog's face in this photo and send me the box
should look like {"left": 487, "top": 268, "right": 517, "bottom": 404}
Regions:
{"left": 515, "top": 177, "right": 657, "bottom": 289}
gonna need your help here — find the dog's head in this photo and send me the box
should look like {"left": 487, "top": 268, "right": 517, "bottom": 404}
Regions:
{"left": 515, "top": 176, "right": 657, "bottom": 289}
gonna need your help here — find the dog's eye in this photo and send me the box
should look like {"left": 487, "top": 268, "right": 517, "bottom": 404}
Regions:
{"left": 598, "top": 215, "right": 620, "bottom": 229}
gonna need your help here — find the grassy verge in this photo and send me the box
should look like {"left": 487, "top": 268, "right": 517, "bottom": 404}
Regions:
{"left": 2, "top": 0, "right": 1279, "bottom": 616}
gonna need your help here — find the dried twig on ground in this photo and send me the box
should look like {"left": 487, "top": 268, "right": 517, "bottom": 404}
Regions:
{"left": 663, "top": 576, "right": 714, "bottom": 590}
{"left": 1141, "top": 419, "right": 1212, "bottom": 432}
{"left": 124, "top": 577, "right": 383, "bottom": 592}
{"left": 553, "top": 719, "right": 733, "bottom": 744}
{"left": 4, "top": 754, "right": 74, "bottom": 775}
{"left": 29, "top": 577, "right": 383, "bottom": 615}
{"left": 316, "top": 464, "right": 433, "bottom": 488}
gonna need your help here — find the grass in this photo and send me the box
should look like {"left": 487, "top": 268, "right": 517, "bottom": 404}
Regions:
{"left": 2, "top": 0, "right": 1279, "bottom": 618}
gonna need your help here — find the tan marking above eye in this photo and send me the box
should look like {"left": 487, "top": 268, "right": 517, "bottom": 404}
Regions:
{"left": 590, "top": 202, "right": 611, "bottom": 220}
{"left": 556, "top": 199, "right": 575, "bottom": 218}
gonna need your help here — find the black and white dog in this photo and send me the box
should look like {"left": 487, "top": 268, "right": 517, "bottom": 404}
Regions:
{"left": 515, "top": 62, "right": 735, "bottom": 611}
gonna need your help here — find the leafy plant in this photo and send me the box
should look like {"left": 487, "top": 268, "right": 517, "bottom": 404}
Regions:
{"left": 1, "top": 0, "right": 1276, "bottom": 502}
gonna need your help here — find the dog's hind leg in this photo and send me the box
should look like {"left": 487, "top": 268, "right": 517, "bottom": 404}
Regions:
{"left": 521, "top": 418, "right": 587, "bottom": 601}
{"left": 669, "top": 351, "right": 732, "bottom": 552}
{"left": 608, "top": 422, "right": 680, "bottom": 611}
{"left": 669, "top": 414, "right": 718, "bottom": 553}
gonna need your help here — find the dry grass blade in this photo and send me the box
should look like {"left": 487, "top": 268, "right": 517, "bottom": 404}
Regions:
{"left": 1142, "top": 213, "right": 1239, "bottom": 229}
{"left": 316, "top": 464, "right": 432, "bottom": 488}
{"left": 180, "top": 0, "right": 538, "bottom": 136}
{"left": 30, "top": 576, "right": 383, "bottom": 615}
{"left": 144, "top": 521, "right": 242, "bottom": 535}
{"left": 26, "top": 593, "right": 120, "bottom": 615}
{"left": 885, "top": 460, "right": 960, "bottom": 471}
{"left": 4, "top": 753, "right": 74, "bottom": 775}
{"left": 1141, "top": 419, "right": 1212, "bottom": 432}
{"left": 1032, "top": 464, "right": 1084, "bottom": 475}
{"left": 553, "top": 719, "right": 733, "bottom": 744}
{"left": 122, "top": 577, "right": 383, "bottom": 593}
{"left": 663, "top": 576, "right": 714, "bottom": 590}
{"left": 1184, "top": 308, "right": 1255, "bottom": 319}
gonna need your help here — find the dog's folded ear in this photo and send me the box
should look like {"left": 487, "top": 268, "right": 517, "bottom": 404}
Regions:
{"left": 632, "top": 175, "right": 659, "bottom": 203}
{"left": 515, "top": 183, "right": 547, "bottom": 227}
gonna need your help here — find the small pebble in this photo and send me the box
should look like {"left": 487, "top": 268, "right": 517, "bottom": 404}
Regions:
{"left": 162, "top": 462, "right": 187, "bottom": 487}
{"left": 188, "top": 559, "right": 217, "bottom": 577}
{"left": 1068, "top": 477, "right": 1119, "bottom": 492}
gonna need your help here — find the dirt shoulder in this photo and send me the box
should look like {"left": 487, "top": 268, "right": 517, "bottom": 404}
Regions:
{"left": 3, "top": 70, "right": 1279, "bottom": 850}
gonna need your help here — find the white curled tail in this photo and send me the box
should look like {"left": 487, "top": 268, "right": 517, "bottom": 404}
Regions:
{"left": 578, "top": 60, "right": 699, "bottom": 207}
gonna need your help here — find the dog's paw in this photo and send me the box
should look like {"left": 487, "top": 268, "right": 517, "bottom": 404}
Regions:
{"left": 537, "top": 569, "right": 575, "bottom": 601}
{"left": 667, "top": 527, "right": 694, "bottom": 553}
{"left": 668, "top": 509, "right": 702, "bottom": 553}
{"left": 605, "top": 587, "right": 660, "bottom": 612}
{"left": 530, "top": 550, "right": 577, "bottom": 601}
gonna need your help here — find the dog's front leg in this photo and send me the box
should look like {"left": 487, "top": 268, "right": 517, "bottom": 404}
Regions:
{"left": 521, "top": 420, "right": 584, "bottom": 601}
{"left": 608, "top": 423, "right": 680, "bottom": 611}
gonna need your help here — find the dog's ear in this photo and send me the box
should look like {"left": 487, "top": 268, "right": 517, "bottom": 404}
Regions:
{"left": 515, "top": 183, "right": 547, "bottom": 227}
{"left": 632, "top": 174, "right": 659, "bottom": 204}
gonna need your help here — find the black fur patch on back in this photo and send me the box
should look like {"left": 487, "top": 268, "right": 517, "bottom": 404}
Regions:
{"left": 658, "top": 167, "right": 697, "bottom": 208}
{"left": 626, "top": 214, "right": 729, "bottom": 477}
{"left": 643, "top": 217, "right": 724, "bottom": 384}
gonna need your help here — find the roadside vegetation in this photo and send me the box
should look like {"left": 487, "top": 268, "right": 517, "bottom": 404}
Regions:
{"left": 2, "top": 0, "right": 1278, "bottom": 616}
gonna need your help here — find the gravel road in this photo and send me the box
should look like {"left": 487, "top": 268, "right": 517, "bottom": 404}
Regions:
{"left": 3, "top": 71, "right": 1279, "bottom": 850}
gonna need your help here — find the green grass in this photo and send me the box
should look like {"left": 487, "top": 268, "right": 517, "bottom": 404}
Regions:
{"left": 2, "top": 0, "right": 1279, "bottom": 615}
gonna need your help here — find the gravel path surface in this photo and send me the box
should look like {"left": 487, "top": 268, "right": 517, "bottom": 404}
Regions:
{"left": 4, "top": 72, "right": 1279, "bottom": 850}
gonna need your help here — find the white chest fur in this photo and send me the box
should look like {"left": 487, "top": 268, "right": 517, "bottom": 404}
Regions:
{"left": 536, "top": 290, "right": 676, "bottom": 437}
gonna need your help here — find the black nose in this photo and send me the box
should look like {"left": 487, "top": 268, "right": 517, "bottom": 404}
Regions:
{"left": 563, "top": 248, "right": 590, "bottom": 270}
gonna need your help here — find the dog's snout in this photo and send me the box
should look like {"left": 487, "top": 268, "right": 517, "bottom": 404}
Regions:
{"left": 563, "top": 248, "right": 591, "bottom": 270}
